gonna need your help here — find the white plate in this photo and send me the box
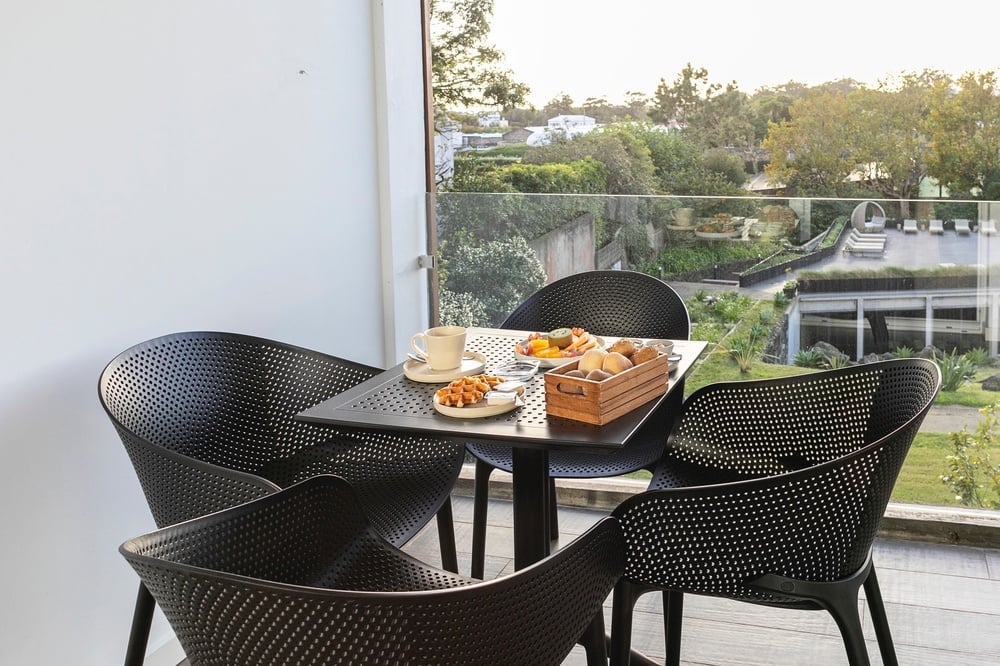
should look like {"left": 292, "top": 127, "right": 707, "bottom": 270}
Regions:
{"left": 402, "top": 352, "right": 487, "bottom": 383}
{"left": 433, "top": 392, "right": 524, "bottom": 418}
{"left": 514, "top": 335, "right": 605, "bottom": 368}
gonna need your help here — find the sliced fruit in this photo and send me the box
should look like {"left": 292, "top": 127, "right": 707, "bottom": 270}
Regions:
{"left": 548, "top": 327, "right": 573, "bottom": 349}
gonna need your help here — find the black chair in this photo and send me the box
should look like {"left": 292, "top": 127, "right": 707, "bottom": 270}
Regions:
{"left": 99, "top": 331, "right": 465, "bottom": 665}
{"left": 120, "top": 475, "right": 624, "bottom": 666}
{"left": 610, "top": 358, "right": 941, "bottom": 666}
{"left": 468, "top": 270, "right": 690, "bottom": 578}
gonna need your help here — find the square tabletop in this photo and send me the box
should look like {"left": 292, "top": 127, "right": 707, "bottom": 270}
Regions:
{"left": 297, "top": 327, "right": 707, "bottom": 453}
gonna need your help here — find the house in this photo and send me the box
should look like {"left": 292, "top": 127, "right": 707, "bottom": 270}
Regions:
{"left": 501, "top": 126, "right": 533, "bottom": 145}
{"left": 477, "top": 111, "right": 509, "bottom": 128}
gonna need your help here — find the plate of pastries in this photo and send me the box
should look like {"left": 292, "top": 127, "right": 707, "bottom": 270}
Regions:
{"left": 432, "top": 374, "right": 525, "bottom": 418}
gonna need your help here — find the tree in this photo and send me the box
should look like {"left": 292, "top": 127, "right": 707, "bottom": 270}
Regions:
{"left": 925, "top": 71, "right": 1000, "bottom": 196}
{"left": 684, "top": 84, "right": 756, "bottom": 151}
{"left": 763, "top": 90, "right": 857, "bottom": 195}
{"left": 542, "top": 93, "right": 576, "bottom": 118}
{"left": 648, "top": 63, "right": 716, "bottom": 126}
{"left": 429, "top": 0, "right": 529, "bottom": 114}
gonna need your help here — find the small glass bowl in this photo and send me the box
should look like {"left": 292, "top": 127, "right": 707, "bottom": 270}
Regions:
{"left": 493, "top": 360, "right": 540, "bottom": 382}
{"left": 644, "top": 339, "right": 675, "bottom": 356}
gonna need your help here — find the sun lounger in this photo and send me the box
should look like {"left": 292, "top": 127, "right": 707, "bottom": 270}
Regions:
{"left": 929, "top": 219, "right": 944, "bottom": 234}
{"left": 843, "top": 233, "right": 886, "bottom": 256}
{"left": 864, "top": 215, "right": 886, "bottom": 233}
{"left": 981, "top": 220, "right": 997, "bottom": 236}
{"left": 903, "top": 219, "right": 918, "bottom": 234}
{"left": 955, "top": 219, "right": 971, "bottom": 235}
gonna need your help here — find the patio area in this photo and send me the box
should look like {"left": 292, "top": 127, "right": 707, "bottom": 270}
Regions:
{"left": 401, "top": 484, "right": 1000, "bottom": 665}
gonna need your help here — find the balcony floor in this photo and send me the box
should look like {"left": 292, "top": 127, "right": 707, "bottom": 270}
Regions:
{"left": 402, "top": 493, "right": 1000, "bottom": 665}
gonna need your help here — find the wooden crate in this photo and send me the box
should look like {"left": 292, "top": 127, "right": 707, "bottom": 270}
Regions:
{"left": 543, "top": 353, "right": 669, "bottom": 425}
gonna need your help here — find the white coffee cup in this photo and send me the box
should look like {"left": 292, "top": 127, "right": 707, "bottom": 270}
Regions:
{"left": 410, "top": 325, "right": 467, "bottom": 371}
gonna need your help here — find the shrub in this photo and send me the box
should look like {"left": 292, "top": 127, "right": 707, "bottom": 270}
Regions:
{"left": 773, "top": 292, "right": 790, "bottom": 309}
{"left": 893, "top": 345, "right": 915, "bottom": 358}
{"left": 937, "top": 349, "right": 976, "bottom": 392}
{"left": 794, "top": 349, "right": 825, "bottom": 368}
{"left": 965, "top": 347, "right": 990, "bottom": 368}
{"left": 728, "top": 334, "right": 760, "bottom": 373}
{"left": 941, "top": 403, "right": 1000, "bottom": 508}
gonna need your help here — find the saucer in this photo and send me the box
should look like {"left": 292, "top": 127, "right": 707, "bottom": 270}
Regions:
{"left": 433, "top": 392, "right": 524, "bottom": 418}
{"left": 403, "top": 351, "right": 487, "bottom": 383}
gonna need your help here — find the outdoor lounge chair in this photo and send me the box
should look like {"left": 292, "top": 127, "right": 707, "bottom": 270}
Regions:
{"left": 929, "top": 219, "right": 944, "bottom": 234}
{"left": 100, "top": 332, "right": 466, "bottom": 665}
{"left": 609, "top": 359, "right": 941, "bottom": 666}
{"left": 955, "top": 219, "right": 972, "bottom": 235}
{"left": 121, "top": 475, "right": 624, "bottom": 666}
{"left": 981, "top": 220, "right": 997, "bottom": 236}
{"left": 865, "top": 215, "right": 886, "bottom": 233}
{"left": 903, "top": 219, "right": 919, "bottom": 233}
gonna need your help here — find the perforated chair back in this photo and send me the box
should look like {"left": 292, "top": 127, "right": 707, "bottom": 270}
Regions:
{"left": 121, "top": 475, "right": 624, "bottom": 666}
{"left": 500, "top": 269, "right": 690, "bottom": 340}
{"left": 467, "top": 271, "right": 690, "bottom": 578}
{"left": 99, "top": 331, "right": 463, "bottom": 544}
{"left": 610, "top": 358, "right": 941, "bottom": 666}
{"left": 101, "top": 332, "right": 464, "bottom": 664}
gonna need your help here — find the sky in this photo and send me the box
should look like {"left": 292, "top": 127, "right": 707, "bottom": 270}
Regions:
{"left": 488, "top": 0, "right": 999, "bottom": 108}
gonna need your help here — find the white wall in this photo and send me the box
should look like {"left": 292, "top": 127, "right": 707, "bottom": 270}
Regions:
{"left": 0, "top": 1, "right": 429, "bottom": 663}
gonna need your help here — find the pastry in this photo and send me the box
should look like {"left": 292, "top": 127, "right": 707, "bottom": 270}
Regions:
{"left": 630, "top": 345, "right": 659, "bottom": 365}
{"left": 609, "top": 339, "right": 637, "bottom": 358}
{"left": 435, "top": 374, "right": 505, "bottom": 407}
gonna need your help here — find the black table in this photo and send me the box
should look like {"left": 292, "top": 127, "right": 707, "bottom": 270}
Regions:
{"left": 298, "top": 327, "right": 706, "bottom": 570}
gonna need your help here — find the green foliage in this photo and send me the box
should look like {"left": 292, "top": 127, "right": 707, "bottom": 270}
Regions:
{"left": 825, "top": 354, "right": 851, "bottom": 369}
{"left": 524, "top": 126, "right": 657, "bottom": 195}
{"left": 937, "top": 349, "right": 977, "bottom": 392}
{"left": 758, "top": 308, "right": 774, "bottom": 325}
{"left": 773, "top": 292, "right": 790, "bottom": 309}
{"left": 438, "top": 289, "right": 488, "bottom": 327}
{"left": 965, "top": 347, "right": 990, "bottom": 368}
{"left": 893, "top": 345, "right": 915, "bottom": 358}
{"left": 794, "top": 349, "right": 825, "bottom": 368}
{"left": 941, "top": 403, "right": 1000, "bottom": 508}
{"left": 439, "top": 236, "right": 546, "bottom": 326}
{"left": 501, "top": 159, "right": 606, "bottom": 194}
{"left": 429, "top": 0, "right": 529, "bottom": 113}
{"left": 728, "top": 334, "right": 760, "bottom": 372}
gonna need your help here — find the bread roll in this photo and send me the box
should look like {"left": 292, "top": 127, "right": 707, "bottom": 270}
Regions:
{"left": 563, "top": 369, "right": 586, "bottom": 378}
{"left": 630, "top": 345, "right": 659, "bottom": 365}
{"left": 609, "top": 338, "right": 637, "bottom": 358}
{"left": 602, "top": 352, "right": 633, "bottom": 375}
{"left": 586, "top": 369, "right": 613, "bottom": 381}
{"left": 579, "top": 348, "right": 608, "bottom": 373}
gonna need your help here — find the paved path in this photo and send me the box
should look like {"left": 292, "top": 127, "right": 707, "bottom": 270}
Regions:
{"left": 923, "top": 403, "right": 984, "bottom": 433}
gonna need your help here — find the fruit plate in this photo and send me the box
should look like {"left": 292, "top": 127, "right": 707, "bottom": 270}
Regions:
{"left": 514, "top": 335, "right": 605, "bottom": 368}
{"left": 433, "top": 392, "right": 524, "bottom": 418}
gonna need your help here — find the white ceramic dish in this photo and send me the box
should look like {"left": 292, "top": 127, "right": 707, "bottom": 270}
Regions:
{"left": 433, "top": 392, "right": 524, "bottom": 418}
{"left": 513, "top": 336, "right": 604, "bottom": 368}
{"left": 402, "top": 352, "right": 487, "bottom": 383}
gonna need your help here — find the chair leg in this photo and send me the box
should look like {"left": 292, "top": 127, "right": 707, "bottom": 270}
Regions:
{"left": 580, "top": 612, "right": 608, "bottom": 666}
{"left": 662, "top": 590, "right": 684, "bottom": 666}
{"left": 470, "top": 458, "right": 495, "bottom": 579}
{"left": 548, "top": 476, "right": 559, "bottom": 541}
{"left": 610, "top": 579, "right": 640, "bottom": 666}
{"left": 751, "top": 557, "right": 875, "bottom": 666}
{"left": 124, "top": 582, "right": 155, "bottom": 666}
{"left": 863, "top": 567, "right": 898, "bottom": 666}
{"left": 435, "top": 497, "right": 459, "bottom": 574}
